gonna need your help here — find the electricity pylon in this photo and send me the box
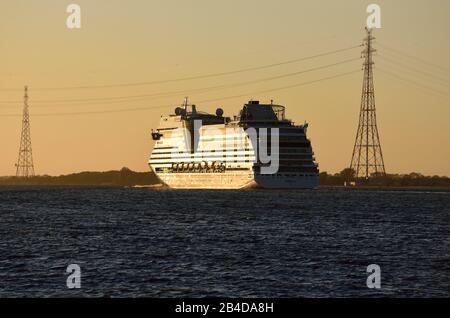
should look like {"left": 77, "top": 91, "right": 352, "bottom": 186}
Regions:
{"left": 350, "top": 28, "right": 386, "bottom": 179}
{"left": 15, "top": 86, "right": 35, "bottom": 178}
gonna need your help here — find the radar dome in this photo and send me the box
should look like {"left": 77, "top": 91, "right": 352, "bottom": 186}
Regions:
{"left": 216, "top": 108, "right": 224, "bottom": 117}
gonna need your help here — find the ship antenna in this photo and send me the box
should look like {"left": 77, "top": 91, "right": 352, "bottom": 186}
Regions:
{"left": 183, "top": 96, "right": 188, "bottom": 109}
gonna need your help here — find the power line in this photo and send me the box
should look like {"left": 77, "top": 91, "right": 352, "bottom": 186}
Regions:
{"left": 0, "top": 69, "right": 360, "bottom": 117}
{"left": 377, "top": 42, "right": 450, "bottom": 75}
{"left": 0, "top": 57, "right": 360, "bottom": 106}
{"left": 0, "top": 44, "right": 361, "bottom": 92}
{"left": 378, "top": 55, "right": 450, "bottom": 86}
{"left": 198, "top": 70, "right": 361, "bottom": 104}
{"left": 377, "top": 67, "right": 450, "bottom": 100}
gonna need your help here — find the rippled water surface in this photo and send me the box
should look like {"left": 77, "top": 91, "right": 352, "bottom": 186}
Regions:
{"left": 0, "top": 187, "right": 449, "bottom": 297}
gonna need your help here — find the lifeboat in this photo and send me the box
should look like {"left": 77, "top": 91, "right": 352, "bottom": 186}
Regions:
{"left": 200, "top": 161, "right": 207, "bottom": 172}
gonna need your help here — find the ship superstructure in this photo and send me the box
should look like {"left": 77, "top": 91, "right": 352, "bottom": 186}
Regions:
{"left": 149, "top": 99, "right": 319, "bottom": 189}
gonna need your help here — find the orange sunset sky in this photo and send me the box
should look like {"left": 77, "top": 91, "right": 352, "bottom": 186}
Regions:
{"left": 1, "top": 0, "right": 449, "bottom": 176}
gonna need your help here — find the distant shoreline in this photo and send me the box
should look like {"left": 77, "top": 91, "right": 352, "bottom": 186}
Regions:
{"left": 1, "top": 168, "right": 449, "bottom": 190}
{"left": 319, "top": 185, "right": 450, "bottom": 192}
{"left": 0, "top": 168, "right": 159, "bottom": 187}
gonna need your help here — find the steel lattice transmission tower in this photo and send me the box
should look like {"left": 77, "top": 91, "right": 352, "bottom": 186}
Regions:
{"left": 350, "top": 28, "right": 386, "bottom": 179}
{"left": 15, "top": 86, "right": 35, "bottom": 178}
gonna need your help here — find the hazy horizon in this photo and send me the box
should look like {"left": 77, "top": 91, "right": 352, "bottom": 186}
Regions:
{"left": 1, "top": 0, "right": 449, "bottom": 177}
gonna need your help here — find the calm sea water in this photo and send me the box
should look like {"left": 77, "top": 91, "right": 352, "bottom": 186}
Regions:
{"left": 0, "top": 187, "right": 449, "bottom": 298}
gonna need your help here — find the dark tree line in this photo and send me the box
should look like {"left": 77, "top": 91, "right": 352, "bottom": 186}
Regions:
{"left": 320, "top": 168, "right": 450, "bottom": 187}
{"left": 0, "top": 167, "right": 159, "bottom": 187}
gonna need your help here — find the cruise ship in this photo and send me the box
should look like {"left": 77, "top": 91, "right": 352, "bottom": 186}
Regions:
{"left": 149, "top": 99, "right": 319, "bottom": 189}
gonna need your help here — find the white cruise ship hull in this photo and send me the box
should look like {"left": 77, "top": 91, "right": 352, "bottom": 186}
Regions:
{"left": 152, "top": 169, "right": 319, "bottom": 189}
{"left": 154, "top": 171, "right": 255, "bottom": 189}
